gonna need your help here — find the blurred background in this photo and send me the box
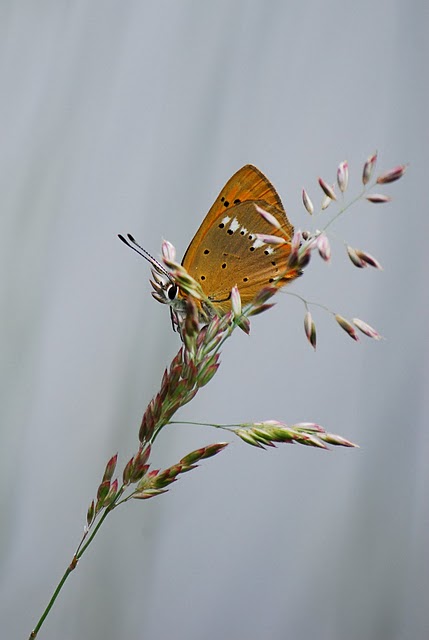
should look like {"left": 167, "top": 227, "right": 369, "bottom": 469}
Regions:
{"left": 1, "top": 2, "right": 427, "bottom": 639}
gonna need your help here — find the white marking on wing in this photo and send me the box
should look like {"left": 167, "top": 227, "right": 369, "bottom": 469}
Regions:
{"left": 229, "top": 217, "right": 240, "bottom": 232}
{"left": 252, "top": 238, "right": 265, "bottom": 249}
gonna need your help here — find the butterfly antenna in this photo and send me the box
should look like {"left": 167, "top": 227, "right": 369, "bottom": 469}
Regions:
{"left": 118, "top": 233, "right": 172, "bottom": 279}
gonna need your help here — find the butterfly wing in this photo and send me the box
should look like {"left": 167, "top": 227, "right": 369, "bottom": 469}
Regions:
{"left": 182, "top": 165, "right": 300, "bottom": 313}
{"left": 183, "top": 165, "right": 286, "bottom": 263}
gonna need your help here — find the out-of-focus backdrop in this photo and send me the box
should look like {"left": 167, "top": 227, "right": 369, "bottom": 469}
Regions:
{"left": 1, "top": 2, "right": 427, "bottom": 639}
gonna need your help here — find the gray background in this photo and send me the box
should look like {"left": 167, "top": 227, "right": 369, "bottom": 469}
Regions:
{"left": 1, "top": 2, "right": 427, "bottom": 639}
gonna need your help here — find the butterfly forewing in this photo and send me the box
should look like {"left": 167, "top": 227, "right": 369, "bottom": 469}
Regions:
{"left": 181, "top": 165, "right": 300, "bottom": 312}
{"left": 182, "top": 164, "right": 287, "bottom": 270}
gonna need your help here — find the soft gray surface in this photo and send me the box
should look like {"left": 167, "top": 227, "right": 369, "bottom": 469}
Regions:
{"left": 1, "top": 2, "right": 427, "bottom": 639}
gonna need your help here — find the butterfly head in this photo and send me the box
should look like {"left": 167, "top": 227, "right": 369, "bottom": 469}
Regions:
{"left": 118, "top": 233, "right": 217, "bottom": 329}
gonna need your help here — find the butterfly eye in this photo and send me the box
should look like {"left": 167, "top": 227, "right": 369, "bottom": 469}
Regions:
{"left": 167, "top": 283, "right": 178, "bottom": 301}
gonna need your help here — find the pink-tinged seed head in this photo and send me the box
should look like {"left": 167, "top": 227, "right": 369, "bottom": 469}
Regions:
{"left": 201, "top": 442, "right": 229, "bottom": 458}
{"left": 346, "top": 245, "right": 367, "bottom": 268}
{"left": 109, "top": 478, "right": 119, "bottom": 495}
{"left": 293, "top": 422, "right": 324, "bottom": 432}
{"left": 337, "top": 161, "right": 349, "bottom": 193}
{"left": 366, "top": 194, "right": 392, "bottom": 203}
{"left": 362, "top": 152, "right": 378, "bottom": 185}
{"left": 255, "top": 233, "right": 286, "bottom": 245}
{"left": 321, "top": 194, "right": 332, "bottom": 210}
{"left": 318, "top": 177, "right": 337, "bottom": 201}
{"left": 253, "top": 285, "right": 278, "bottom": 305}
{"left": 304, "top": 311, "right": 317, "bottom": 350}
{"left": 376, "top": 164, "right": 408, "bottom": 184}
{"left": 102, "top": 454, "right": 118, "bottom": 483}
{"left": 237, "top": 315, "right": 250, "bottom": 334}
{"left": 355, "top": 250, "right": 383, "bottom": 270}
{"left": 255, "top": 204, "right": 282, "bottom": 230}
{"left": 302, "top": 189, "right": 314, "bottom": 215}
{"left": 231, "top": 285, "right": 242, "bottom": 317}
{"left": 247, "top": 303, "right": 275, "bottom": 317}
{"left": 161, "top": 240, "right": 176, "bottom": 263}
{"left": 317, "top": 233, "right": 331, "bottom": 262}
{"left": 86, "top": 500, "right": 95, "bottom": 527}
{"left": 352, "top": 318, "right": 383, "bottom": 340}
{"left": 297, "top": 250, "right": 312, "bottom": 269}
{"left": 320, "top": 432, "right": 358, "bottom": 447}
{"left": 335, "top": 314, "right": 360, "bottom": 341}
{"left": 256, "top": 420, "right": 286, "bottom": 428}
{"left": 291, "top": 229, "right": 303, "bottom": 252}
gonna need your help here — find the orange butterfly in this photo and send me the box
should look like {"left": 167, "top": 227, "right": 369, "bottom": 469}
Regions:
{"left": 120, "top": 165, "right": 300, "bottom": 317}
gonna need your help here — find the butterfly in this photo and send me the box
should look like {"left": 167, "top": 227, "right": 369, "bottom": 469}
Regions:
{"left": 119, "top": 164, "right": 300, "bottom": 319}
